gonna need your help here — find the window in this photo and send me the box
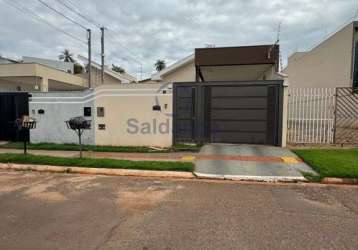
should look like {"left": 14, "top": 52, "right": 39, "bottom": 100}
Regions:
{"left": 97, "top": 107, "right": 105, "bottom": 117}
{"left": 84, "top": 107, "right": 91, "bottom": 117}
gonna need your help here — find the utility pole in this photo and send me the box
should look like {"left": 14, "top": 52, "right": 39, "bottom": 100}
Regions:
{"left": 140, "top": 63, "right": 142, "bottom": 81}
{"left": 87, "top": 29, "right": 92, "bottom": 88}
{"left": 100, "top": 27, "right": 105, "bottom": 84}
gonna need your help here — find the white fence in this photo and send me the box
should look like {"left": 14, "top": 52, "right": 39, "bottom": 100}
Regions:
{"left": 287, "top": 88, "right": 336, "bottom": 144}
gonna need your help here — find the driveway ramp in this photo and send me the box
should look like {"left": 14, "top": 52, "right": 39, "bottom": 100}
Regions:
{"left": 195, "top": 144, "right": 316, "bottom": 182}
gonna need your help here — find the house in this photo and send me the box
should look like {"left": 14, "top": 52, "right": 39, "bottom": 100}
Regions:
{"left": 77, "top": 55, "right": 137, "bottom": 86}
{"left": 284, "top": 21, "right": 358, "bottom": 88}
{"left": 0, "top": 55, "right": 135, "bottom": 92}
{"left": 151, "top": 54, "right": 195, "bottom": 83}
{"left": 26, "top": 44, "right": 288, "bottom": 147}
{"left": 0, "top": 61, "right": 87, "bottom": 92}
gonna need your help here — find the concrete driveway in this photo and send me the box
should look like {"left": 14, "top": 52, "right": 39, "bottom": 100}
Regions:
{"left": 1, "top": 171, "right": 358, "bottom": 250}
{"left": 195, "top": 144, "right": 316, "bottom": 181}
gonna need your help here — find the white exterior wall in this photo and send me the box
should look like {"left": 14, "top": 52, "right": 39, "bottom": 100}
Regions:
{"left": 94, "top": 84, "right": 173, "bottom": 147}
{"left": 284, "top": 22, "right": 355, "bottom": 88}
{"left": 29, "top": 90, "right": 95, "bottom": 144}
{"left": 161, "top": 61, "right": 196, "bottom": 83}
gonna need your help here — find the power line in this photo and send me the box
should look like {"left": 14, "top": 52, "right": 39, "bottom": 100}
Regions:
{"left": 37, "top": 0, "right": 144, "bottom": 77}
{"left": 52, "top": 0, "right": 144, "bottom": 72}
{"left": 1, "top": 0, "right": 86, "bottom": 44}
{"left": 54, "top": 0, "right": 101, "bottom": 28}
{"left": 37, "top": 0, "right": 88, "bottom": 30}
{"left": 45, "top": 0, "right": 143, "bottom": 74}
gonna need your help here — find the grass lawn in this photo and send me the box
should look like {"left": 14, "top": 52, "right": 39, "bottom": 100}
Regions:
{"left": 0, "top": 153, "right": 194, "bottom": 172}
{"left": 0, "top": 142, "right": 201, "bottom": 153}
{"left": 294, "top": 148, "right": 358, "bottom": 179}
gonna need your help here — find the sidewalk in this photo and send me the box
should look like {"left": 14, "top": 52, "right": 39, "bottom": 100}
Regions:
{"left": 0, "top": 148, "right": 198, "bottom": 162}
{"left": 0, "top": 148, "right": 305, "bottom": 163}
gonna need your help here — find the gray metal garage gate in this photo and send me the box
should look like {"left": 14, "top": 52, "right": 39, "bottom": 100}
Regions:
{"left": 173, "top": 81, "right": 284, "bottom": 146}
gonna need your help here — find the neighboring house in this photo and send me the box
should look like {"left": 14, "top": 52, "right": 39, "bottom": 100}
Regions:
{"left": 0, "top": 55, "right": 135, "bottom": 92}
{"left": 0, "top": 62, "right": 87, "bottom": 92}
{"left": 151, "top": 45, "right": 282, "bottom": 83}
{"left": 151, "top": 54, "right": 196, "bottom": 83}
{"left": 284, "top": 21, "right": 358, "bottom": 88}
{"left": 78, "top": 55, "right": 137, "bottom": 86}
{"left": 22, "top": 56, "right": 74, "bottom": 74}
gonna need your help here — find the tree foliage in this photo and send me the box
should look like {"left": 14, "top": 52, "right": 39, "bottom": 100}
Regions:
{"left": 112, "top": 64, "right": 125, "bottom": 73}
{"left": 155, "top": 60, "right": 166, "bottom": 72}
{"left": 58, "top": 49, "right": 75, "bottom": 63}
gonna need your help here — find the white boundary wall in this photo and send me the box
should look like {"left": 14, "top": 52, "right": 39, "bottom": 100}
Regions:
{"left": 29, "top": 84, "right": 173, "bottom": 147}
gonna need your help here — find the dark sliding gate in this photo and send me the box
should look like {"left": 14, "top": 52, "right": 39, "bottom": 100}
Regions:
{"left": 173, "top": 81, "right": 284, "bottom": 146}
{"left": 0, "top": 92, "right": 30, "bottom": 142}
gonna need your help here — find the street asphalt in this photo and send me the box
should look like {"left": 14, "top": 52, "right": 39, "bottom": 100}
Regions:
{"left": 1, "top": 170, "right": 358, "bottom": 250}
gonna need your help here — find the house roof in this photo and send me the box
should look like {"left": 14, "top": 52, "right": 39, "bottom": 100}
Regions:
{"left": 77, "top": 55, "right": 137, "bottom": 83}
{"left": 151, "top": 54, "right": 194, "bottom": 80}
{"left": 0, "top": 55, "right": 19, "bottom": 63}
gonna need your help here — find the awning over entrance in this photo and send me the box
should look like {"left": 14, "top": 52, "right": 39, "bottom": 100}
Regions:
{"left": 195, "top": 45, "right": 279, "bottom": 82}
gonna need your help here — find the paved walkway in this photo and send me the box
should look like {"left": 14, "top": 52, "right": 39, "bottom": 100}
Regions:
{"left": 0, "top": 148, "right": 198, "bottom": 162}
{"left": 195, "top": 144, "right": 316, "bottom": 181}
{"left": 0, "top": 146, "right": 317, "bottom": 182}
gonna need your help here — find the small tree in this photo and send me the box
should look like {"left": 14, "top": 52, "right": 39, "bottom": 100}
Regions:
{"left": 155, "top": 60, "right": 166, "bottom": 72}
{"left": 112, "top": 64, "right": 125, "bottom": 73}
{"left": 74, "top": 63, "right": 84, "bottom": 74}
{"left": 59, "top": 49, "right": 75, "bottom": 63}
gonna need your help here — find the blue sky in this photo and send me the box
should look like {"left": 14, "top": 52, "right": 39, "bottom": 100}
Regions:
{"left": 0, "top": 0, "right": 357, "bottom": 79}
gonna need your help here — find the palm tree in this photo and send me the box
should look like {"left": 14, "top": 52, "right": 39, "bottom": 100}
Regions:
{"left": 112, "top": 64, "right": 125, "bottom": 74}
{"left": 58, "top": 49, "right": 75, "bottom": 63}
{"left": 155, "top": 59, "right": 166, "bottom": 72}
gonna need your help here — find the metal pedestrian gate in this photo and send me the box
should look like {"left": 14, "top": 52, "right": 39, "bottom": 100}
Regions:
{"left": 173, "top": 81, "right": 284, "bottom": 146}
{"left": 334, "top": 87, "right": 358, "bottom": 144}
{"left": 0, "top": 92, "right": 30, "bottom": 142}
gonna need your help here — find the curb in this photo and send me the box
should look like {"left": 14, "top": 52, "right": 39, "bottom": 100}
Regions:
{"left": 322, "top": 177, "right": 358, "bottom": 185}
{"left": 194, "top": 172, "right": 307, "bottom": 183}
{"left": 0, "top": 163, "right": 195, "bottom": 179}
